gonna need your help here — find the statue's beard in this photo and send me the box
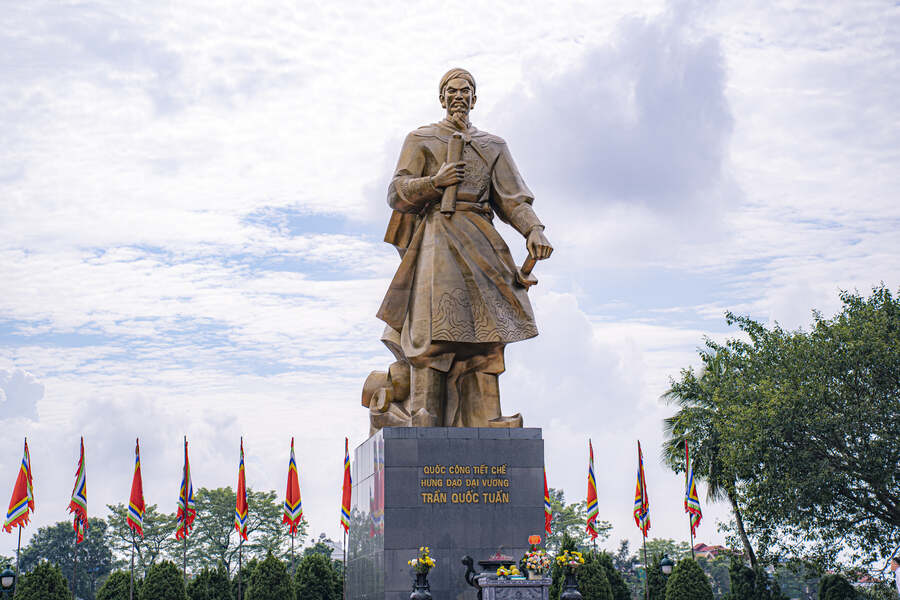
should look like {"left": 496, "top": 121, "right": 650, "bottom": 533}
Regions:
{"left": 448, "top": 107, "right": 470, "bottom": 129}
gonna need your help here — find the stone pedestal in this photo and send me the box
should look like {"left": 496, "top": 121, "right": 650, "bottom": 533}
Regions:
{"left": 477, "top": 576, "right": 552, "bottom": 600}
{"left": 346, "top": 427, "right": 545, "bottom": 600}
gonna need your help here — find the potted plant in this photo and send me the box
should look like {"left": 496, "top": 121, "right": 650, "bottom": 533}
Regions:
{"left": 408, "top": 546, "right": 436, "bottom": 600}
{"left": 523, "top": 535, "right": 551, "bottom": 580}
{"left": 555, "top": 549, "right": 585, "bottom": 600}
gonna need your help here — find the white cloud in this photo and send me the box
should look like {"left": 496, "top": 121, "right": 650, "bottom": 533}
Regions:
{"left": 0, "top": 0, "right": 897, "bottom": 560}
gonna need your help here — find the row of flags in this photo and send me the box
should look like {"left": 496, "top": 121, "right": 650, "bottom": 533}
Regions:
{"left": 582, "top": 439, "right": 703, "bottom": 541}
{"left": 5, "top": 435, "right": 702, "bottom": 547}
{"left": 3, "top": 436, "right": 307, "bottom": 546}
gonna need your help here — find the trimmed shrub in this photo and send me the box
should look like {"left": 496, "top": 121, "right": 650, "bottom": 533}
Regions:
{"left": 295, "top": 552, "right": 342, "bottom": 600}
{"left": 665, "top": 558, "right": 714, "bottom": 600}
{"left": 13, "top": 561, "right": 71, "bottom": 600}
{"left": 724, "top": 557, "right": 786, "bottom": 600}
{"left": 139, "top": 560, "right": 187, "bottom": 600}
{"left": 646, "top": 554, "right": 667, "bottom": 600}
{"left": 187, "top": 563, "right": 232, "bottom": 600}
{"left": 246, "top": 553, "right": 293, "bottom": 600}
{"left": 577, "top": 551, "right": 612, "bottom": 600}
{"left": 596, "top": 552, "right": 630, "bottom": 600}
{"left": 819, "top": 574, "right": 856, "bottom": 600}
{"left": 97, "top": 570, "right": 136, "bottom": 600}
{"left": 232, "top": 557, "right": 258, "bottom": 600}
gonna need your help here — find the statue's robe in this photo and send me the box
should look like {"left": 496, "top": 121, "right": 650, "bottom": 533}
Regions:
{"left": 377, "top": 119, "right": 544, "bottom": 372}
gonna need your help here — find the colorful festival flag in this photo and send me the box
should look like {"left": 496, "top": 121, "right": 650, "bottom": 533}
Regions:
{"left": 340, "top": 437, "right": 351, "bottom": 533}
{"left": 69, "top": 437, "right": 88, "bottom": 544}
{"left": 283, "top": 438, "right": 303, "bottom": 535}
{"left": 543, "top": 467, "right": 552, "bottom": 536}
{"left": 684, "top": 441, "right": 702, "bottom": 536}
{"left": 633, "top": 441, "right": 650, "bottom": 537}
{"left": 175, "top": 437, "right": 196, "bottom": 540}
{"left": 127, "top": 438, "right": 146, "bottom": 537}
{"left": 235, "top": 438, "right": 249, "bottom": 541}
{"left": 4, "top": 438, "right": 35, "bottom": 532}
{"left": 586, "top": 440, "right": 599, "bottom": 539}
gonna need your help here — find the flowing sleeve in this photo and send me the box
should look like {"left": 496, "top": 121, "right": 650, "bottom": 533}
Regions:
{"left": 490, "top": 141, "right": 544, "bottom": 236}
{"left": 388, "top": 133, "right": 442, "bottom": 213}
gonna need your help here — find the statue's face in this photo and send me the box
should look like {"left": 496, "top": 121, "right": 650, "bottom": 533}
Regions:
{"left": 441, "top": 77, "right": 476, "bottom": 117}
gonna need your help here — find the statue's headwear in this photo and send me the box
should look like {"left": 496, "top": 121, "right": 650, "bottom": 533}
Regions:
{"left": 439, "top": 68, "right": 476, "bottom": 96}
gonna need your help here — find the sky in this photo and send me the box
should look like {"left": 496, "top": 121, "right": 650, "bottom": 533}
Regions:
{"left": 1, "top": 0, "right": 898, "bottom": 561}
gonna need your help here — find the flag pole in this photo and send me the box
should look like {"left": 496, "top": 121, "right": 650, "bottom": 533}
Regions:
{"left": 130, "top": 529, "right": 135, "bottom": 600}
{"left": 15, "top": 527, "right": 21, "bottom": 581}
{"left": 642, "top": 533, "right": 649, "bottom": 600}
{"left": 343, "top": 528, "right": 348, "bottom": 600}
{"left": 291, "top": 530, "right": 295, "bottom": 576}
{"left": 238, "top": 538, "right": 243, "bottom": 600}
{"left": 182, "top": 435, "right": 188, "bottom": 587}
{"left": 73, "top": 527, "right": 79, "bottom": 597}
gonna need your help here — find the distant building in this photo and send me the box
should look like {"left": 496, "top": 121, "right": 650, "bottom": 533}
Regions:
{"left": 692, "top": 543, "right": 734, "bottom": 559}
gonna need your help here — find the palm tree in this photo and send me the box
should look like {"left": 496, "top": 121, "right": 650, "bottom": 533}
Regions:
{"left": 661, "top": 347, "right": 758, "bottom": 569}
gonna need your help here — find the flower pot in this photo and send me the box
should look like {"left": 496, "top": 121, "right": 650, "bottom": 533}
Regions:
{"left": 527, "top": 570, "right": 542, "bottom": 581}
{"left": 560, "top": 571, "right": 583, "bottom": 600}
{"left": 410, "top": 571, "right": 432, "bottom": 600}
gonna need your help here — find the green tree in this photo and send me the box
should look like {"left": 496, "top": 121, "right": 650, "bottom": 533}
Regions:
{"left": 612, "top": 540, "right": 643, "bottom": 599}
{"left": 666, "top": 558, "right": 714, "bottom": 600}
{"left": 246, "top": 553, "right": 293, "bottom": 600}
{"left": 191, "top": 487, "right": 298, "bottom": 575}
{"left": 96, "top": 571, "right": 136, "bottom": 600}
{"left": 138, "top": 560, "right": 187, "bottom": 600}
{"left": 647, "top": 554, "right": 668, "bottom": 600}
{"left": 724, "top": 557, "right": 786, "bottom": 600}
{"left": 595, "top": 552, "right": 630, "bottom": 600}
{"left": 818, "top": 574, "right": 856, "bottom": 600}
{"left": 546, "top": 488, "right": 611, "bottom": 553}
{"left": 696, "top": 555, "right": 732, "bottom": 598}
{"left": 106, "top": 504, "right": 178, "bottom": 579}
{"left": 20, "top": 518, "right": 114, "bottom": 600}
{"left": 14, "top": 561, "right": 72, "bottom": 600}
{"left": 294, "top": 552, "right": 341, "bottom": 600}
{"left": 577, "top": 551, "right": 613, "bottom": 600}
{"left": 186, "top": 563, "right": 232, "bottom": 600}
{"left": 232, "top": 557, "right": 258, "bottom": 600}
{"left": 663, "top": 348, "right": 759, "bottom": 569}
{"left": 722, "top": 287, "right": 900, "bottom": 566}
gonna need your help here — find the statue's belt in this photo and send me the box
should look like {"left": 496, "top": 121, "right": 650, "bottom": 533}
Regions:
{"left": 427, "top": 200, "right": 492, "bottom": 217}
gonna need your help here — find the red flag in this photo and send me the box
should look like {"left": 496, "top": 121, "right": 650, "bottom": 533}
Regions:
{"left": 4, "top": 438, "right": 34, "bottom": 532}
{"left": 340, "top": 437, "right": 351, "bottom": 533}
{"left": 633, "top": 441, "right": 650, "bottom": 537}
{"left": 235, "top": 438, "right": 248, "bottom": 541}
{"left": 586, "top": 440, "right": 599, "bottom": 539}
{"left": 68, "top": 437, "right": 88, "bottom": 544}
{"left": 127, "top": 438, "right": 145, "bottom": 537}
{"left": 175, "top": 437, "right": 195, "bottom": 540}
{"left": 283, "top": 437, "right": 303, "bottom": 534}
{"left": 543, "top": 467, "right": 552, "bottom": 536}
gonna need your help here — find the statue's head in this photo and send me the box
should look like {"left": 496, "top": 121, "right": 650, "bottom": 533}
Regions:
{"left": 439, "top": 68, "right": 477, "bottom": 122}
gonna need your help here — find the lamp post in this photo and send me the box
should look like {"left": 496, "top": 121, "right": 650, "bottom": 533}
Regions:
{"left": 0, "top": 566, "right": 16, "bottom": 598}
{"left": 660, "top": 555, "right": 675, "bottom": 576}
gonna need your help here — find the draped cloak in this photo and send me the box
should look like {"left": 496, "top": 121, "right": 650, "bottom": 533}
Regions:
{"left": 377, "top": 120, "right": 544, "bottom": 369}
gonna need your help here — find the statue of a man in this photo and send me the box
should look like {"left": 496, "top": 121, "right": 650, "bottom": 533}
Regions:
{"left": 369, "top": 68, "right": 552, "bottom": 429}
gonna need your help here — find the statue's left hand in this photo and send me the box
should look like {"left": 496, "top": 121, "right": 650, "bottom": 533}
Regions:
{"left": 526, "top": 228, "right": 553, "bottom": 260}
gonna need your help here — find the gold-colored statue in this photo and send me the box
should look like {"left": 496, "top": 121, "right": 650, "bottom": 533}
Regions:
{"left": 363, "top": 68, "right": 553, "bottom": 433}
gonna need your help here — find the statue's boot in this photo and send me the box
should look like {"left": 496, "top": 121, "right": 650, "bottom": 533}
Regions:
{"left": 409, "top": 365, "right": 443, "bottom": 427}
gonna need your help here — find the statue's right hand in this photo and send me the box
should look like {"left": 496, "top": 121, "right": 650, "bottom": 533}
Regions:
{"left": 431, "top": 161, "right": 465, "bottom": 189}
